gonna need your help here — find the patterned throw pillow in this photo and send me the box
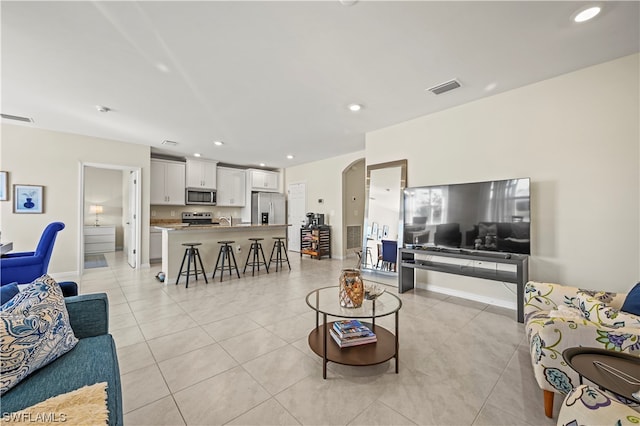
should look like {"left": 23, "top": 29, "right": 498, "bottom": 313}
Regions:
{"left": 0, "top": 275, "right": 78, "bottom": 395}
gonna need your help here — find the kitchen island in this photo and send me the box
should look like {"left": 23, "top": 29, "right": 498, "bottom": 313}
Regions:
{"left": 154, "top": 223, "right": 290, "bottom": 281}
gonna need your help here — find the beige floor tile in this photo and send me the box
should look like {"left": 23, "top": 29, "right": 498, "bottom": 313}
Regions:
{"left": 472, "top": 403, "right": 535, "bottom": 426}
{"left": 275, "top": 373, "right": 387, "bottom": 426}
{"left": 124, "top": 395, "right": 185, "bottom": 426}
{"left": 109, "top": 301, "right": 133, "bottom": 317}
{"left": 376, "top": 369, "right": 485, "bottom": 425}
{"left": 484, "top": 346, "right": 559, "bottom": 425}
{"left": 158, "top": 343, "right": 238, "bottom": 392}
{"left": 242, "top": 345, "right": 317, "bottom": 395}
{"left": 132, "top": 303, "right": 188, "bottom": 324}
{"left": 138, "top": 313, "right": 198, "bottom": 340}
{"left": 201, "top": 314, "right": 262, "bottom": 342}
{"left": 219, "top": 327, "right": 288, "bottom": 363}
{"left": 110, "top": 311, "right": 138, "bottom": 332}
{"left": 348, "top": 401, "right": 417, "bottom": 426}
{"left": 117, "top": 341, "right": 156, "bottom": 375}
{"left": 174, "top": 366, "right": 270, "bottom": 425}
{"left": 147, "top": 326, "right": 215, "bottom": 362}
{"left": 121, "top": 364, "right": 171, "bottom": 414}
{"left": 111, "top": 324, "right": 146, "bottom": 349}
{"left": 226, "top": 398, "right": 301, "bottom": 426}
{"left": 264, "top": 311, "right": 316, "bottom": 343}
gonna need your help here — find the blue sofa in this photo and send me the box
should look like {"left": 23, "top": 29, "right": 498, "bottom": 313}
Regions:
{"left": 1, "top": 293, "right": 123, "bottom": 426}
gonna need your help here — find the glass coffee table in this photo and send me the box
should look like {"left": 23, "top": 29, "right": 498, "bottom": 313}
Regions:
{"left": 306, "top": 286, "right": 402, "bottom": 379}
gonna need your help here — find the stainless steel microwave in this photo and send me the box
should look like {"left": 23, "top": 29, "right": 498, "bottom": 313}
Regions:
{"left": 185, "top": 188, "right": 216, "bottom": 205}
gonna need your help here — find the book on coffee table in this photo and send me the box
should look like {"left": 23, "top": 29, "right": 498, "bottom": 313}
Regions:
{"left": 329, "top": 327, "right": 377, "bottom": 348}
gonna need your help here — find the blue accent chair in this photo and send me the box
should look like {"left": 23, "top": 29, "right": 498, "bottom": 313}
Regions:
{"left": 1, "top": 222, "right": 65, "bottom": 286}
{"left": 381, "top": 239, "right": 398, "bottom": 272}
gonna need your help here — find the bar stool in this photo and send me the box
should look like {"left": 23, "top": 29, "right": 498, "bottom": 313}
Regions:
{"left": 212, "top": 241, "right": 240, "bottom": 282}
{"left": 175, "top": 242, "right": 208, "bottom": 288}
{"left": 269, "top": 237, "right": 291, "bottom": 271}
{"left": 243, "top": 238, "right": 269, "bottom": 276}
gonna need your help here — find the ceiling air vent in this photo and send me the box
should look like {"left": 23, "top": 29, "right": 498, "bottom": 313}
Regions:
{"left": 1, "top": 113, "right": 33, "bottom": 123}
{"left": 162, "top": 140, "right": 179, "bottom": 146}
{"left": 427, "top": 79, "right": 461, "bottom": 95}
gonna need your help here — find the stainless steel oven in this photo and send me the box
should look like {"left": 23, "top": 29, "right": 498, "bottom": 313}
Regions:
{"left": 185, "top": 188, "right": 216, "bottom": 205}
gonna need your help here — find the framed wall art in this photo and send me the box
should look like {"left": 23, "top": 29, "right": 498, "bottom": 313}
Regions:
{"left": 0, "top": 172, "right": 7, "bottom": 201}
{"left": 13, "top": 184, "right": 44, "bottom": 214}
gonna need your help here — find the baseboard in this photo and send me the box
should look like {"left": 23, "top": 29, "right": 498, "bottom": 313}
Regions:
{"left": 415, "top": 283, "right": 517, "bottom": 311}
{"left": 50, "top": 271, "right": 80, "bottom": 281}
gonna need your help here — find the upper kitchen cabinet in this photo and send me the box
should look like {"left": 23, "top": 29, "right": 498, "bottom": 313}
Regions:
{"left": 248, "top": 169, "right": 280, "bottom": 192}
{"left": 186, "top": 159, "right": 218, "bottom": 189}
{"left": 217, "top": 167, "right": 246, "bottom": 207}
{"left": 150, "top": 159, "right": 185, "bottom": 205}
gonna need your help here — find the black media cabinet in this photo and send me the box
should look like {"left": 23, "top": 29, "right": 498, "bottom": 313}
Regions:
{"left": 398, "top": 248, "right": 529, "bottom": 323}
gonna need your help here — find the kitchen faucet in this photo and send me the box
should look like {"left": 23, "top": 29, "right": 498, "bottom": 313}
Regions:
{"left": 219, "top": 216, "right": 232, "bottom": 226}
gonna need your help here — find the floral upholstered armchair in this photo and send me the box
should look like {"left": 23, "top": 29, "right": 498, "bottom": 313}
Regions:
{"left": 524, "top": 281, "right": 640, "bottom": 418}
{"left": 557, "top": 385, "right": 640, "bottom": 426}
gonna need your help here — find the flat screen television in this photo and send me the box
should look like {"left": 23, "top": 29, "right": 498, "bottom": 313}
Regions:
{"left": 403, "top": 178, "right": 531, "bottom": 254}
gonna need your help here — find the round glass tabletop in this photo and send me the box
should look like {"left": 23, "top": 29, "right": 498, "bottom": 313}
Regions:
{"left": 305, "top": 285, "right": 401, "bottom": 319}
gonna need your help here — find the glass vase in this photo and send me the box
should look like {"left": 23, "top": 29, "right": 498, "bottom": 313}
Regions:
{"left": 339, "top": 268, "right": 364, "bottom": 308}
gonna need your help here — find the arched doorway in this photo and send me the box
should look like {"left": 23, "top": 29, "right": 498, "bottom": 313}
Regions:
{"left": 341, "top": 158, "right": 365, "bottom": 261}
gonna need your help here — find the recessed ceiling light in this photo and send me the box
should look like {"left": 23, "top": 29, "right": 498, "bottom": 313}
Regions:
{"left": 259, "top": 163, "right": 266, "bottom": 167}
{"left": 348, "top": 104, "right": 362, "bottom": 112}
{"left": 156, "top": 63, "right": 170, "bottom": 73}
{"left": 574, "top": 6, "right": 601, "bottom": 23}
{"left": 213, "top": 140, "right": 224, "bottom": 146}
{"left": 194, "top": 153, "right": 201, "bottom": 157}
{"left": 96, "top": 105, "right": 111, "bottom": 113}
{"left": 484, "top": 82, "right": 498, "bottom": 92}
{"left": 286, "top": 155, "right": 294, "bottom": 160}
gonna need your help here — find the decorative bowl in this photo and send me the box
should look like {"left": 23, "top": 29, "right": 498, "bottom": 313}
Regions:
{"left": 364, "top": 283, "right": 385, "bottom": 300}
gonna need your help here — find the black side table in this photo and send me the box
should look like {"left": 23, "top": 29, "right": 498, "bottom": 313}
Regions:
{"left": 563, "top": 347, "right": 640, "bottom": 403}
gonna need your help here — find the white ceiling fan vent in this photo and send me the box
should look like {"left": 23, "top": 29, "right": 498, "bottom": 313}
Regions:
{"left": 427, "top": 79, "right": 461, "bottom": 95}
{"left": 1, "top": 113, "right": 34, "bottom": 123}
{"left": 161, "top": 140, "right": 179, "bottom": 146}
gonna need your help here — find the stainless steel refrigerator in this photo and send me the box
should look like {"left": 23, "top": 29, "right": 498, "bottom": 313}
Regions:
{"left": 251, "top": 192, "right": 286, "bottom": 224}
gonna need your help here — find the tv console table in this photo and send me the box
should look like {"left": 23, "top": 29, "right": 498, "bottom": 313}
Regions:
{"left": 398, "top": 248, "right": 529, "bottom": 323}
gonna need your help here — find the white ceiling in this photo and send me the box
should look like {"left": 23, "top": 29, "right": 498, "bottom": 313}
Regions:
{"left": 2, "top": 1, "right": 638, "bottom": 168}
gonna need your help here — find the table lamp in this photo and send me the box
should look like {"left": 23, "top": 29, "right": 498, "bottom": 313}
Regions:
{"left": 90, "top": 204, "right": 104, "bottom": 226}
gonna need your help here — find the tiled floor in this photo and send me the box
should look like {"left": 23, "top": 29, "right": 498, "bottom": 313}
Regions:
{"left": 70, "top": 251, "right": 559, "bottom": 425}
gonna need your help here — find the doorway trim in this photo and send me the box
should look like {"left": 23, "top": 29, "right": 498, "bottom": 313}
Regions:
{"left": 78, "top": 162, "right": 142, "bottom": 275}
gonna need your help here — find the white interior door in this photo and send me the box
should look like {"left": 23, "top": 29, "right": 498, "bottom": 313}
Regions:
{"left": 287, "top": 182, "right": 306, "bottom": 252}
{"left": 126, "top": 171, "right": 137, "bottom": 268}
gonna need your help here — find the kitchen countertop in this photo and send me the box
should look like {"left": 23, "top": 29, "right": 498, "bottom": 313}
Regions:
{"left": 153, "top": 223, "right": 291, "bottom": 231}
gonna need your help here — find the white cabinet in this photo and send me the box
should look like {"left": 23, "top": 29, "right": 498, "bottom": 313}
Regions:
{"left": 186, "top": 159, "right": 218, "bottom": 189}
{"left": 84, "top": 226, "right": 115, "bottom": 254}
{"left": 151, "top": 159, "right": 185, "bottom": 205}
{"left": 149, "top": 228, "right": 162, "bottom": 261}
{"left": 248, "top": 169, "right": 279, "bottom": 192}
{"left": 217, "top": 167, "right": 246, "bottom": 206}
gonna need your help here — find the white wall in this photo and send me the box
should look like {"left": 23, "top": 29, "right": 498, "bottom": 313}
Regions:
{"left": 367, "top": 54, "right": 640, "bottom": 302}
{"left": 285, "top": 150, "right": 365, "bottom": 258}
{"left": 0, "top": 124, "right": 151, "bottom": 276}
